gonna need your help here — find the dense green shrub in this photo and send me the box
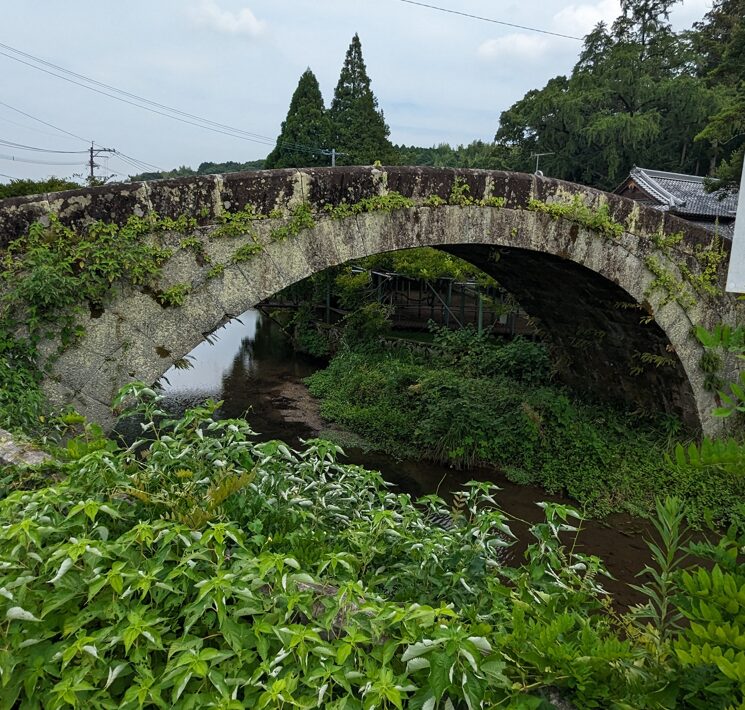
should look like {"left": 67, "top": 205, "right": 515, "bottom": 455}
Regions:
{"left": 0, "top": 385, "right": 677, "bottom": 709}
{"left": 306, "top": 332, "right": 741, "bottom": 524}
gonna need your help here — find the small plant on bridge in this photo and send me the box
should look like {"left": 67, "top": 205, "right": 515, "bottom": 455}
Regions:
{"left": 422, "top": 194, "right": 446, "bottom": 207}
{"left": 210, "top": 203, "right": 267, "bottom": 240}
{"left": 206, "top": 262, "right": 226, "bottom": 279}
{"left": 155, "top": 282, "right": 191, "bottom": 307}
{"left": 527, "top": 195, "right": 625, "bottom": 240}
{"left": 270, "top": 201, "right": 315, "bottom": 240}
{"left": 448, "top": 176, "right": 475, "bottom": 206}
{"left": 323, "top": 191, "right": 415, "bottom": 220}
{"left": 230, "top": 241, "right": 263, "bottom": 264}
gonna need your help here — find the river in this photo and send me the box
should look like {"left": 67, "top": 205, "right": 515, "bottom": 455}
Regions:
{"left": 158, "top": 308, "right": 655, "bottom": 608}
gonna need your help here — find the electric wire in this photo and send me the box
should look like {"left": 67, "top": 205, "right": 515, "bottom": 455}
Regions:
{"left": 0, "top": 171, "right": 18, "bottom": 180}
{"left": 0, "top": 152, "right": 86, "bottom": 166}
{"left": 0, "top": 43, "right": 326, "bottom": 156}
{"left": 114, "top": 150, "right": 163, "bottom": 172}
{"left": 0, "top": 41, "right": 290, "bottom": 145}
{"left": 0, "top": 100, "right": 165, "bottom": 174}
{"left": 395, "top": 0, "right": 583, "bottom": 40}
{"left": 0, "top": 112, "right": 85, "bottom": 142}
{"left": 0, "top": 98, "right": 91, "bottom": 143}
{"left": 0, "top": 138, "right": 88, "bottom": 154}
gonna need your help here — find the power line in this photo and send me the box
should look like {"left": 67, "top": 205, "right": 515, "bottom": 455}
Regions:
{"left": 0, "top": 100, "right": 164, "bottom": 174}
{"left": 0, "top": 152, "right": 85, "bottom": 166}
{"left": 0, "top": 138, "right": 88, "bottom": 154}
{"left": 0, "top": 98, "right": 91, "bottom": 143}
{"left": 0, "top": 112, "right": 85, "bottom": 142}
{"left": 114, "top": 150, "right": 163, "bottom": 173}
{"left": 395, "top": 0, "right": 583, "bottom": 41}
{"left": 0, "top": 171, "right": 18, "bottom": 180}
{"left": 0, "top": 43, "right": 328, "bottom": 156}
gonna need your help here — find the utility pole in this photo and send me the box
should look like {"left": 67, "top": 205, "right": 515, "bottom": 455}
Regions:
{"left": 88, "top": 142, "right": 116, "bottom": 183}
{"left": 321, "top": 148, "right": 345, "bottom": 167}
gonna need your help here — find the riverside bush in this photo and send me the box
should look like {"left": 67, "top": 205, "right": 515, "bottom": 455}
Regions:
{"left": 1, "top": 385, "right": 742, "bottom": 708}
{"left": 306, "top": 331, "right": 740, "bottom": 524}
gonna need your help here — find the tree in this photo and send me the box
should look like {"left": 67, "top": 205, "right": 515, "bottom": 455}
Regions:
{"left": 0, "top": 176, "right": 80, "bottom": 200}
{"left": 692, "top": 0, "right": 745, "bottom": 190}
{"left": 494, "top": 0, "right": 717, "bottom": 189}
{"left": 329, "top": 34, "right": 396, "bottom": 166}
{"left": 265, "top": 68, "right": 331, "bottom": 169}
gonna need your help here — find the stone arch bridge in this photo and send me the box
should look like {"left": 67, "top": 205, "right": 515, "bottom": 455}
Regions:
{"left": 0, "top": 167, "right": 741, "bottom": 435}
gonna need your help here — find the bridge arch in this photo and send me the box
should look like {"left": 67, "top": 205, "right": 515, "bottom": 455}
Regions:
{"left": 0, "top": 167, "right": 739, "bottom": 435}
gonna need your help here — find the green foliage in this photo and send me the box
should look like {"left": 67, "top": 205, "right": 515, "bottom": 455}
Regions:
{"left": 0, "top": 176, "right": 80, "bottom": 200}
{"left": 211, "top": 204, "right": 266, "bottom": 240}
{"left": 527, "top": 196, "right": 625, "bottom": 239}
{"left": 360, "top": 247, "right": 498, "bottom": 286}
{"left": 323, "top": 191, "right": 414, "bottom": 220}
{"left": 270, "top": 202, "right": 315, "bottom": 241}
{"left": 305, "top": 329, "right": 699, "bottom": 521}
{"left": 394, "top": 140, "right": 516, "bottom": 170}
{"left": 630, "top": 497, "right": 688, "bottom": 643}
{"left": 339, "top": 302, "right": 392, "bottom": 349}
{"left": 0, "top": 334, "right": 45, "bottom": 432}
{"left": 230, "top": 242, "right": 263, "bottom": 264}
{"left": 494, "top": 2, "right": 727, "bottom": 189}
{"left": 155, "top": 283, "right": 190, "bottom": 308}
{"left": 693, "top": 322, "right": 745, "bottom": 415}
{"left": 445, "top": 178, "right": 508, "bottom": 208}
{"left": 206, "top": 262, "right": 225, "bottom": 279}
{"left": 329, "top": 34, "right": 397, "bottom": 166}
{"left": 422, "top": 194, "right": 445, "bottom": 207}
{"left": 693, "top": 0, "right": 745, "bottom": 191}
{"left": 265, "top": 68, "right": 332, "bottom": 169}
{"left": 1, "top": 214, "right": 172, "bottom": 340}
{"left": 287, "top": 304, "right": 333, "bottom": 358}
{"left": 674, "top": 523, "right": 745, "bottom": 707}
{"left": 129, "top": 159, "right": 266, "bottom": 182}
{"left": 448, "top": 177, "right": 475, "bottom": 206}
{"left": 0, "top": 384, "right": 675, "bottom": 709}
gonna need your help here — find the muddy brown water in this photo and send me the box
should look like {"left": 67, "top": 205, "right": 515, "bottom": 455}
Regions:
{"left": 158, "top": 309, "right": 658, "bottom": 609}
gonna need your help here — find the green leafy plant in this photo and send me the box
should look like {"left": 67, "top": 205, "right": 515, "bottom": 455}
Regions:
{"left": 230, "top": 241, "right": 263, "bottom": 264}
{"left": 630, "top": 497, "right": 688, "bottom": 645}
{"left": 155, "top": 283, "right": 191, "bottom": 307}
{"left": 527, "top": 195, "right": 624, "bottom": 239}
{"left": 270, "top": 202, "right": 315, "bottom": 241}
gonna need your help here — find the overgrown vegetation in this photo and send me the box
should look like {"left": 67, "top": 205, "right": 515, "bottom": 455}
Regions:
{"left": 0, "top": 176, "right": 81, "bottom": 200}
{"left": 527, "top": 196, "right": 624, "bottom": 240}
{"left": 1, "top": 384, "right": 744, "bottom": 708}
{"left": 306, "top": 326, "right": 745, "bottom": 526}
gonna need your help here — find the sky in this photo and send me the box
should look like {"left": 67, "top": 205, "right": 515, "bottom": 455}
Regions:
{"left": 1, "top": 0, "right": 712, "bottom": 183}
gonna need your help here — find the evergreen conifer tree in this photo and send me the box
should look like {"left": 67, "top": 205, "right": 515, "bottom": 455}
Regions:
{"left": 329, "top": 34, "right": 396, "bottom": 165}
{"left": 265, "top": 68, "right": 331, "bottom": 169}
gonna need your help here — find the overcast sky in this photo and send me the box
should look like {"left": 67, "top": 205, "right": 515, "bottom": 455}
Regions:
{"left": 1, "top": 0, "right": 711, "bottom": 183}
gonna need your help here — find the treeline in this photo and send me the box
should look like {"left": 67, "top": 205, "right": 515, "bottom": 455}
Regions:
{"left": 128, "top": 159, "right": 266, "bottom": 182}
{"left": 143, "top": 0, "right": 744, "bottom": 191}
{"left": 495, "top": 0, "right": 744, "bottom": 191}
{"left": 0, "top": 177, "right": 80, "bottom": 200}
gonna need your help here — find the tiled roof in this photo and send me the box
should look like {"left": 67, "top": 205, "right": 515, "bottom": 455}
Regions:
{"left": 629, "top": 167, "right": 738, "bottom": 220}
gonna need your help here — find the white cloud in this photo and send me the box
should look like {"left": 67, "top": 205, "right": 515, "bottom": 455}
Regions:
{"left": 188, "top": 0, "right": 265, "bottom": 37}
{"left": 478, "top": 0, "right": 620, "bottom": 64}
{"left": 478, "top": 33, "right": 551, "bottom": 62}
{"left": 552, "top": 0, "right": 620, "bottom": 35}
